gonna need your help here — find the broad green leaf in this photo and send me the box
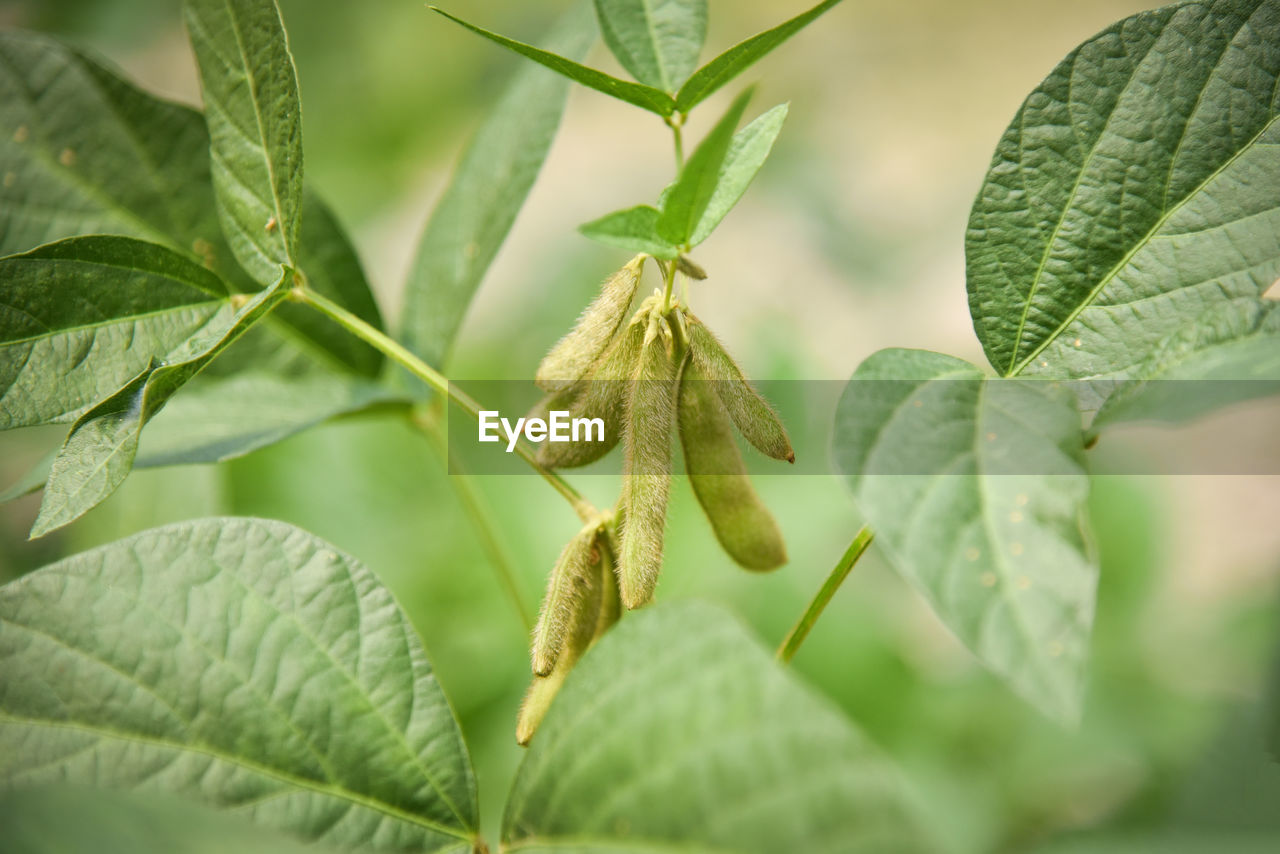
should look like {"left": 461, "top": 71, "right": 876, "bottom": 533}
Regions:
{"left": 689, "top": 102, "right": 788, "bottom": 246}
{"left": 657, "top": 88, "right": 753, "bottom": 245}
{"left": 504, "top": 601, "right": 934, "bottom": 853}
{"left": 0, "top": 517, "right": 479, "bottom": 851}
{"left": 1092, "top": 299, "right": 1280, "bottom": 429}
{"left": 675, "top": 0, "right": 845, "bottom": 113}
{"left": 594, "top": 0, "right": 707, "bottom": 92}
{"left": 0, "top": 236, "right": 229, "bottom": 430}
{"left": 1, "top": 786, "right": 331, "bottom": 854}
{"left": 0, "top": 30, "right": 384, "bottom": 376}
{"left": 404, "top": 2, "right": 598, "bottom": 370}
{"left": 184, "top": 0, "right": 304, "bottom": 286}
{"left": 832, "top": 349, "right": 1097, "bottom": 723}
{"left": 32, "top": 273, "right": 289, "bottom": 537}
{"left": 579, "top": 204, "right": 680, "bottom": 258}
{"left": 429, "top": 6, "right": 677, "bottom": 117}
{"left": 967, "top": 0, "right": 1280, "bottom": 380}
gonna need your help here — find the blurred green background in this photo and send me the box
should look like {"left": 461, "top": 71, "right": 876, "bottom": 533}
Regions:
{"left": 2, "top": 1, "right": 1279, "bottom": 851}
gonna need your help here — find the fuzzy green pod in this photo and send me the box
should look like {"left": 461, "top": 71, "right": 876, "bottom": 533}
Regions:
{"left": 687, "top": 315, "right": 794, "bottom": 463}
{"left": 535, "top": 308, "right": 647, "bottom": 469}
{"left": 530, "top": 519, "right": 603, "bottom": 677}
{"left": 536, "top": 254, "right": 645, "bottom": 391}
{"left": 618, "top": 312, "right": 682, "bottom": 609}
{"left": 679, "top": 361, "right": 787, "bottom": 571}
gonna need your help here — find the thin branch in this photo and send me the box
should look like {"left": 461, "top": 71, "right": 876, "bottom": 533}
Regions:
{"left": 777, "top": 526, "right": 874, "bottom": 663}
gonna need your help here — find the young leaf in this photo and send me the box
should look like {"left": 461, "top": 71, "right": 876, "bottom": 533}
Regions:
{"left": 0, "top": 517, "right": 479, "bottom": 851}
{"left": 594, "top": 0, "right": 707, "bottom": 92}
{"left": 429, "top": 6, "right": 677, "bottom": 117}
{"left": 657, "top": 88, "right": 753, "bottom": 245}
{"left": 403, "top": 2, "right": 598, "bottom": 370}
{"left": 968, "top": 0, "right": 1280, "bottom": 380}
{"left": 579, "top": 204, "right": 680, "bottom": 258}
{"left": 675, "top": 0, "right": 845, "bottom": 112}
{"left": 504, "top": 601, "right": 933, "bottom": 851}
{"left": 832, "top": 348, "right": 1097, "bottom": 724}
{"left": 31, "top": 273, "right": 290, "bottom": 537}
{"left": 184, "top": 0, "right": 304, "bottom": 286}
{"left": 689, "top": 102, "right": 788, "bottom": 246}
{"left": 0, "top": 236, "right": 229, "bottom": 430}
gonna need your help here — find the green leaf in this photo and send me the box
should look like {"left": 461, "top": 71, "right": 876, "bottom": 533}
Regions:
{"left": 1, "top": 786, "right": 333, "bottom": 854}
{"left": 832, "top": 348, "right": 1097, "bottom": 723}
{"left": 0, "top": 30, "right": 384, "bottom": 376}
{"left": 674, "top": 0, "right": 845, "bottom": 113}
{"left": 967, "top": 0, "right": 1280, "bottom": 380}
{"left": 403, "top": 2, "right": 599, "bottom": 370}
{"left": 429, "top": 6, "right": 677, "bottom": 117}
{"left": 688, "top": 102, "right": 788, "bottom": 246}
{"left": 32, "top": 273, "right": 290, "bottom": 537}
{"left": 594, "top": 0, "right": 707, "bottom": 92}
{"left": 0, "top": 517, "right": 479, "bottom": 851}
{"left": 503, "top": 601, "right": 934, "bottom": 853}
{"left": 1092, "top": 298, "right": 1280, "bottom": 429}
{"left": 184, "top": 0, "right": 304, "bottom": 286}
{"left": 579, "top": 204, "right": 680, "bottom": 258}
{"left": 657, "top": 88, "right": 753, "bottom": 245}
{"left": 0, "top": 236, "right": 229, "bottom": 430}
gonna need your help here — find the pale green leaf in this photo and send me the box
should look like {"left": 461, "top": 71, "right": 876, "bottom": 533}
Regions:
{"left": 504, "top": 601, "right": 935, "bottom": 853}
{"left": 32, "top": 273, "right": 289, "bottom": 537}
{"left": 689, "top": 102, "right": 787, "bottom": 246}
{"left": 657, "top": 88, "right": 752, "bottom": 245}
{"left": 579, "top": 204, "right": 680, "bottom": 258}
{"left": 0, "top": 236, "right": 229, "bottom": 430}
{"left": 594, "top": 0, "right": 707, "bottom": 92}
{"left": 0, "top": 517, "right": 479, "bottom": 851}
{"left": 184, "top": 0, "right": 304, "bottom": 286}
{"left": 675, "top": 0, "right": 845, "bottom": 113}
{"left": 404, "top": 2, "right": 598, "bottom": 370}
{"left": 430, "top": 6, "right": 676, "bottom": 116}
{"left": 832, "top": 348, "right": 1097, "bottom": 723}
{"left": 968, "top": 0, "right": 1280, "bottom": 380}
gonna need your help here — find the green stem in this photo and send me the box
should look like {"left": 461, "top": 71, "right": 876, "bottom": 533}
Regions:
{"left": 661, "top": 258, "right": 678, "bottom": 313}
{"left": 291, "top": 286, "right": 596, "bottom": 521}
{"left": 777, "top": 526, "right": 875, "bottom": 663}
{"left": 666, "top": 113, "right": 685, "bottom": 170}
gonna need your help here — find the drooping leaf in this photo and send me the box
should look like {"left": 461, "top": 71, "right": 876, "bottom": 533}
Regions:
{"left": 675, "top": 0, "right": 845, "bottom": 113}
{"left": 579, "top": 204, "right": 680, "bottom": 258}
{"left": 594, "top": 0, "right": 707, "bottom": 92}
{"left": 688, "top": 101, "right": 788, "bottom": 246}
{"left": 0, "top": 517, "right": 479, "bottom": 851}
{"left": 832, "top": 348, "right": 1097, "bottom": 723}
{"left": 504, "top": 601, "right": 934, "bottom": 852}
{"left": 403, "top": 2, "right": 599, "bottom": 370}
{"left": 657, "top": 88, "right": 753, "bottom": 246}
{"left": 0, "top": 30, "right": 384, "bottom": 376}
{"left": 184, "top": 0, "right": 304, "bottom": 286}
{"left": 967, "top": 0, "right": 1280, "bottom": 380}
{"left": 429, "top": 6, "right": 677, "bottom": 117}
{"left": 0, "top": 786, "right": 332, "bottom": 854}
{"left": 1092, "top": 299, "right": 1280, "bottom": 429}
{"left": 0, "top": 236, "right": 229, "bottom": 430}
{"left": 31, "top": 273, "right": 290, "bottom": 537}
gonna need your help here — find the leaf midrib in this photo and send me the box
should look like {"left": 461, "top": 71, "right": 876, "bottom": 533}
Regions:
{"left": 0, "top": 299, "right": 223, "bottom": 349}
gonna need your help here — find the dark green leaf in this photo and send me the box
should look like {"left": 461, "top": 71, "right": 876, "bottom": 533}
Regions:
{"left": 429, "top": 6, "right": 677, "bottom": 117}
{"left": 0, "top": 236, "right": 229, "bottom": 430}
{"left": 32, "top": 273, "right": 289, "bottom": 537}
{"left": 579, "top": 204, "right": 680, "bottom": 258}
{"left": 184, "top": 0, "right": 304, "bottom": 286}
{"left": 967, "top": 0, "right": 1280, "bottom": 379}
{"left": 689, "top": 101, "right": 787, "bottom": 246}
{"left": 504, "top": 601, "right": 934, "bottom": 852}
{"left": 832, "top": 348, "right": 1097, "bottom": 723}
{"left": 657, "top": 88, "right": 753, "bottom": 245}
{"left": 594, "top": 0, "right": 707, "bottom": 92}
{"left": 675, "top": 0, "right": 845, "bottom": 112}
{"left": 0, "top": 517, "right": 479, "bottom": 851}
{"left": 403, "top": 2, "right": 598, "bottom": 370}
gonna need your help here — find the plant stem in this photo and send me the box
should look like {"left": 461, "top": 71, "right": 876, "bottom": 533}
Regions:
{"left": 291, "top": 286, "right": 596, "bottom": 521}
{"left": 666, "top": 113, "right": 685, "bottom": 170}
{"left": 777, "top": 526, "right": 875, "bottom": 663}
{"left": 661, "top": 258, "right": 678, "bottom": 313}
